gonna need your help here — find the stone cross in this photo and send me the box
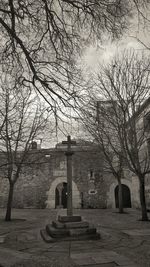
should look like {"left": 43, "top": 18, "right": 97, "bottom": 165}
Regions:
{"left": 62, "top": 136, "right": 76, "bottom": 216}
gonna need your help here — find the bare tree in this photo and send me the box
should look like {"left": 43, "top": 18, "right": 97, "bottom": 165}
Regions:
{"left": 0, "top": 0, "right": 142, "bottom": 113}
{"left": 0, "top": 75, "right": 51, "bottom": 221}
{"left": 80, "top": 97, "right": 125, "bottom": 213}
{"left": 94, "top": 51, "right": 150, "bottom": 220}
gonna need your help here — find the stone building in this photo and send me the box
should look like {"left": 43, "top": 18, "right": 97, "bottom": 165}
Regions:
{"left": 1, "top": 99, "right": 150, "bottom": 211}
{"left": 98, "top": 97, "right": 150, "bottom": 210}
{"left": 0, "top": 139, "right": 136, "bottom": 210}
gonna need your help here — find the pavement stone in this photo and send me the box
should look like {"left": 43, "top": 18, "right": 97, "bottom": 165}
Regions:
{"left": 0, "top": 247, "right": 33, "bottom": 266}
{"left": 0, "top": 208, "right": 149, "bottom": 267}
{"left": 79, "top": 264, "right": 117, "bottom": 267}
{"left": 71, "top": 257, "right": 96, "bottom": 265}
{"left": 122, "top": 229, "right": 150, "bottom": 236}
{"left": 0, "top": 247, "right": 77, "bottom": 267}
{"left": 71, "top": 250, "right": 137, "bottom": 266}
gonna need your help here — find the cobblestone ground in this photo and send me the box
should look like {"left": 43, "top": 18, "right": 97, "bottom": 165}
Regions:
{"left": 0, "top": 208, "right": 150, "bottom": 267}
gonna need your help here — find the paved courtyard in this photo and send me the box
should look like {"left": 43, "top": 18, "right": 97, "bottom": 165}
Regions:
{"left": 0, "top": 208, "right": 150, "bottom": 267}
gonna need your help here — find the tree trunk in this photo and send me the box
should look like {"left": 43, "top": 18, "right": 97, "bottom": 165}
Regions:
{"left": 139, "top": 176, "right": 149, "bottom": 221}
{"left": 118, "top": 179, "right": 124, "bottom": 213}
{"left": 5, "top": 183, "right": 14, "bottom": 221}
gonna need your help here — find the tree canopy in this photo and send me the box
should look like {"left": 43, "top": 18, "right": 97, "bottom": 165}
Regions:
{"left": 0, "top": 0, "right": 137, "bottom": 112}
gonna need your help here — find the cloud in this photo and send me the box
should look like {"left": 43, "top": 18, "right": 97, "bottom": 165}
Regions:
{"left": 83, "top": 34, "right": 146, "bottom": 73}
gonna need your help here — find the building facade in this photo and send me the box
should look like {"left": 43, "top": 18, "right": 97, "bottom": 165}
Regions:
{"left": 0, "top": 139, "right": 139, "bottom": 210}
{"left": 1, "top": 99, "right": 150, "bottom": 211}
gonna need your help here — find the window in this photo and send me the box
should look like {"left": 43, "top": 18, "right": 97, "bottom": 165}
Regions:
{"left": 88, "top": 189, "right": 97, "bottom": 195}
{"left": 88, "top": 169, "right": 95, "bottom": 180}
{"left": 90, "top": 170, "right": 93, "bottom": 178}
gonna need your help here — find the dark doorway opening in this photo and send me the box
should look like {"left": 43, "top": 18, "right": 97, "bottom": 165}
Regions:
{"left": 55, "top": 187, "right": 59, "bottom": 208}
{"left": 115, "top": 184, "right": 131, "bottom": 208}
{"left": 55, "top": 182, "right": 67, "bottom": 208}
{"left": 62, "top": 182, "right": 67, "bottom": 208}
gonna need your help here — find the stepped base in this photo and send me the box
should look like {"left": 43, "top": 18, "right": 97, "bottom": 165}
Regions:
{"left": 58, "top": 215, "right": 81, "bottom": 222}
{"left": 52, "top": 220, "right": 89, "bottom": 229}
{"left": 40, "top": 229, "right": 100, "bottom": 243}
{"left": 41, "top": 215, "right": 100, "bottom": 243}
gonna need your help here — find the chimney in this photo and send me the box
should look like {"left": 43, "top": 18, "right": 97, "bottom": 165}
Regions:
{"left": 31, "top": 141, "right": 38, "bottom": 150}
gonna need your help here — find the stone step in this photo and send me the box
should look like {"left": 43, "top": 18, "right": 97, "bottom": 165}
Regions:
{"left": 52, "top": 220, "right": 89, "bottom": 230}
{"left": 41, "top": 229, "right": 100, "bottom": 242}
{"left": 40, "top": 229, "right": 55, "bottom": 243}
{"left": 46, "top": 224, "right": 70, "bottom": 238}
{"left": 69, "top": 227, "right": 96, "bottom": 237}
{"left": 67, "top": 232, "right": 100, "bottom": 241}
{"left": 52, "top": 221, "right": 64, "bottom": 229}
{"left": 64, "top": 221, "right": 89, "bottom": 229}
{"left": 76, "top": 232, "right": 100, "bottom": 240}
{"left": 58, "top": 215, "right": 81, "bottom": 223}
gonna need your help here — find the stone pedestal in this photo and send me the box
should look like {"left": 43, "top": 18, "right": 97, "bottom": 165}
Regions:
{"left": 41, "top": 137, "right": 100, "bottom": 243}
{"left": 40, "top": 215, "right": 100, "bottom": 242}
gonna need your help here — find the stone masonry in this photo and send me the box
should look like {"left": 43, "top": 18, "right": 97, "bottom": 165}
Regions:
{"left": 0, "top": 140, "right": 144, "bottom": 210}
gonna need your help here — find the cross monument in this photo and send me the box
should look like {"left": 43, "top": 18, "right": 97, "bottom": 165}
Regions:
{"left": 40, "top": 136, "right": 100, "bottom": 242}
{"left": 62, "top": 135, "right": 76, "bottom": 216}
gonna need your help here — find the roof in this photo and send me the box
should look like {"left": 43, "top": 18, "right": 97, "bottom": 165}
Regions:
{"left": 131, "top": 96, "right": 150, "bottom": 120}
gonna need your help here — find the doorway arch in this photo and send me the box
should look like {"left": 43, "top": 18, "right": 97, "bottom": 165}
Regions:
{"left": 46, "top": 177, "right": 81, "bottom": 208}
{"left": 55, "top": 182, "right": 67, "bottom": 208}
{"left": 107, "top": 179, "right": 133, "bottom": 208}
{"left": 115, "top": 184, "right": 131, "bottom": 208}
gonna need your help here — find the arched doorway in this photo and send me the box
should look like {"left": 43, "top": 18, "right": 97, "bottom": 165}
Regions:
{"left": 46, "top": 177, "right": 81, "bottom": 209}
{"left": 115, "top": 184, "right": 131, "bottom": 208}
{"left": 55, "top": 182, "right": 67, "bottom": 208}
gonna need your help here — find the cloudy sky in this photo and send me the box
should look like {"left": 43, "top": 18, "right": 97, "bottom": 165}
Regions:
{"left": 42, "top": 12, "right": 150, "bottom": 148}
{"left": 84, "top": 27, "right": 149, "bottom": 71}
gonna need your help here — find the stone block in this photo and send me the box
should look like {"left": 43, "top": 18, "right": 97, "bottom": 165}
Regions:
{"left": 69, "top": 227, "right": 96, "bottom": 236}
{"left": 46, "top": 224, "right": 70, "bottom": 238}
{"left": 40, "top": 229, "right": 55, "bottom": 243}
{"left": 52, "top": 221, "right": 65, "bottom": 229}
{"left": 41, "top": 228, "right": 100, "bottom": 242}
{"left": 58, "top": 215, "right": 81, "bottom": 223}
{"left": 74, "top": 232, "right": 100, "bottom": 240}
{"left": 64, "top": 221, "right": 89, "bottom": 229}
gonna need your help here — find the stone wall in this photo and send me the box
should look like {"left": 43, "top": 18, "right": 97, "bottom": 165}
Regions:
{"left": 0, "top": 144, "right": 108, "bottom": 209}
{"left": 0, "top": 142, "right": 147, "bottom": 210}
{"left": 72, "top": 150, "right": 106, "bottom": 208}
{"left": 46, "top": 146, "right": 106, "bottom": 209}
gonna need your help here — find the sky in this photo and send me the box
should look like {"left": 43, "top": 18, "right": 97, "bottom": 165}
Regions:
{"left": 84, "top": 36, "right": 149, "bottom": 72}
{"left": 41, "top": 11, "right": 150, "bottom": 148}
{"left": 84, "top": 6, "right": 150, "bottom": 71}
